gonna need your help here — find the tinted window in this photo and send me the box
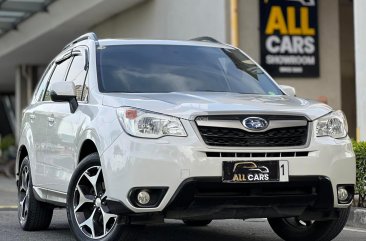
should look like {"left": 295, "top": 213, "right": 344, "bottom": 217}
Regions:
{"left": 97, "top": 45, "right": 282, "bottom": 95}
{"left": 66, "top": 54, "right": 87, "bottom": 101}
{"left": 33, "top": 63, "right": 54, "bottom": 102}
{"left": 82, "top": 73, "right": 89, "bottom": 100}
{"left": 44, "top": 58, "right": 72, "bottom": 101}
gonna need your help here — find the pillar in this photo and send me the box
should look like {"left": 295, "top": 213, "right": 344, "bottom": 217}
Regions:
{"left": 15, "top": 65, "right": 37, "bottom": 141}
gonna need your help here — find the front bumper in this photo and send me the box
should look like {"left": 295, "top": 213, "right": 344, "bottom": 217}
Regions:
{"left": 164, "top": 176, "right": 342, "bottom": 220}
{"left": 100, "top": 120, "right": 356, "bottom": 216}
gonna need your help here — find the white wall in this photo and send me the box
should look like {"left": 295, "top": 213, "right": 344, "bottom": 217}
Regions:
{"left": 339, "top": 0, "right": 356, "bottom": 138}
{"left": 92, "top": 0, "right": 227, "bottom": 42}
{"left": 354, "top": 0, "right": 366, "bottom": 140}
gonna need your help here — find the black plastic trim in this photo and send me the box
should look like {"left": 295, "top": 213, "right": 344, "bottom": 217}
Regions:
{"left": 106, "top": 176, "right": 340, "bottom": 222}
{"left": 165, "top": 176, "right": 334, "bottom": 212}
{"left": 105, "top": 198, "right": 133, "bottom": 215}
{"left": 190, "top": 36, "right": 221, "bottom": 43}
{"left": 337, "top": 184, "right": 355, "bottom": 204}
{"left": 50, "top": 91, "right": 78, "bottom": 113}
{"left": 128, "top": 187, "right": 168, "bottom": 208}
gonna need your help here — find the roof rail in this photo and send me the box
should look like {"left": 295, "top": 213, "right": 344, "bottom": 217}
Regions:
{"left": 63, "top": 32, "right": 99, "bottom": 50}
{"left": 190, "top": 36, "right": 221, "bottom": 44}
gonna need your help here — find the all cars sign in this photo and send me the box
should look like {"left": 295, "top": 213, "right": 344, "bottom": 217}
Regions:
{"left": 260, "top": 0, "right": 319, "bottom": 77}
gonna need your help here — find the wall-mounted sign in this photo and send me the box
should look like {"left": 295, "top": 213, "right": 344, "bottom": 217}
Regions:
{"left": 260, "top": 0, "right": 319, "bottom": 77}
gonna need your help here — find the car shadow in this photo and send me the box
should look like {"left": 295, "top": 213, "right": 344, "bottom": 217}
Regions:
{"left": 44, "top": 219, "right": 279, "bottom": 241}
{"left": 136, "top": 220, "right": 280, "bottom": 241}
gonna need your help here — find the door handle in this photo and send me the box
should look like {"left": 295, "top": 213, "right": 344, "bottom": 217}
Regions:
{"left": 29, "top": 114, "right": 36, "bottom": 122}
{"left": 48, "top": 117, "right": 55, "bottom": 125}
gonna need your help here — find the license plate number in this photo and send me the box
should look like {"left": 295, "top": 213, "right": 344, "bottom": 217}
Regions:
{"left": 222, "top": 160, "right": 289, "bottom": 183}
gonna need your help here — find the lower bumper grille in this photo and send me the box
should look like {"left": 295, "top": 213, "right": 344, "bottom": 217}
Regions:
{"left": 164, "top": 176, "right": 334, "bottom": 219}
{"left": 205, "top": 151, "right": 309, "bottom": 158}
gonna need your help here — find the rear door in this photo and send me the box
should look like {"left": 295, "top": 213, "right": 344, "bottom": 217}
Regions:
{"left": 44, "top": 47, "right": 89, "bottom": 192}
{"left": 26, "top": 63, "right": 54, "bottom": 187}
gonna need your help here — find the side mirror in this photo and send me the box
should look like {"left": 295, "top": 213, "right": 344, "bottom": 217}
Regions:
{"left": 50, "top": 82, "right": 78, "bottom": 113}
{"left": 280, "top": 85, "right": 296, "bottom": 97}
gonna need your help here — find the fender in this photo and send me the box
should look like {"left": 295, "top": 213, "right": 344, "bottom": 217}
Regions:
{"left": 16, "top": 122, "right": 34, "bottom": 181}
{"left": 76, "top": 117, "right": 123, "bottom": 167}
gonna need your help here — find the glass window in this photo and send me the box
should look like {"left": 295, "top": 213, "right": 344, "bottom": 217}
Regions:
{"left": 43, "top": 58, "right": 72, "bottom": 101}
{"left": 33, "top": 62, "right": 54, "bottom": 103}
{"left": 82, "top": 72, "right": 89, "bottom": 101}
{"left": 65, "top": 55, "right": 87, "bottom": 101}
{"left": 97, "top": 45, "right": 283, "bottom": 95}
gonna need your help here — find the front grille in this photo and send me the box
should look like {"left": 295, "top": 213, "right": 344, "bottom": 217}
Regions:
{"left": 196, "top": 116, "right": 309, "bottom": 147}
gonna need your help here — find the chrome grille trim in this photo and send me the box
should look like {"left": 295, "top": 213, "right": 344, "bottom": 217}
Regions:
{"left": 196, "top": 118, "right": 307, "bottom": 133}
{"left": 195, "top": 115, "right": 309, "bottom": 148}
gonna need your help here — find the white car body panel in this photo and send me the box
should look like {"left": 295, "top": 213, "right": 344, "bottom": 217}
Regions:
{"left": 102, "top": 92, "right": 332, "bottom": 121}
{"left": 100, "top": 120, "right": 355, "bottom": 213}
{"left": 43, "top": 102, "right": 80, "bottom": 191}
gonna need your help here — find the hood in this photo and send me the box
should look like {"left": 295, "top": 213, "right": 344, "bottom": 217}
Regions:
{"left": 102, "top": 92, "right": 332, "bottom": 121}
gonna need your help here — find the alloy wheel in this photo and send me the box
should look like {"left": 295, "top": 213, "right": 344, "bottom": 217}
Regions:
{"left": 73, "top": 166, "right": 117, "bottom": 239}
{"left": 284, "top": 217, "right": 315, "bottom": 229}
{"left": 19, "top": 166, "right": 30, "bottom": 223}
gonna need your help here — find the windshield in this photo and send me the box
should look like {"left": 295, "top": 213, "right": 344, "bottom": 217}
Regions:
{"left": 97, "top": 44, "right": 283, "bottom": 95}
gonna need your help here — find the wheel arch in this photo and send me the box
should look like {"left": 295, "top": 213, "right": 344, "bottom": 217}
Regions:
{"left": 78, "top": 139, "right": 99, "bottom": 164}
{"left": 16, "top": 145, "right": 29, "bottom": 182}
{"left": 16, "top": 121, "right": 33, "bottom": 180}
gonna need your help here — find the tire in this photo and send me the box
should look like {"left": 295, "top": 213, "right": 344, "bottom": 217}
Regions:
{"left": 267, "top": 207, "right": 350, "bottom": 241}
{"left": 18, "top": 156, "right": 54, "bottom": 231}
{"left": 183, "top": 219, "right": 212, "bottom": 226}
{"left": 66, "top": 153, "right": 139, "bottom": 241}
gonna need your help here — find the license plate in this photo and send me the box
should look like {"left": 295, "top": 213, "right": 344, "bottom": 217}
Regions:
{"left": 222, "top": 160, "right": 289, "bottom": 183}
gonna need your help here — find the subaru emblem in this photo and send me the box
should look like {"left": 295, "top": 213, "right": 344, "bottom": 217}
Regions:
{"left": 243, "top": 117, "right": 268, "bottom": 131}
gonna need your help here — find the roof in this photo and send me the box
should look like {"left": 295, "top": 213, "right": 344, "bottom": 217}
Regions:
{"left": 97, "top": 39, "right": 232, "bottom": 49}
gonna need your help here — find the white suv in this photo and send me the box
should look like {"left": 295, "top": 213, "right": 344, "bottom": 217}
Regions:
{"left": 16, "top": 33, "right": 355, "bottom": 241}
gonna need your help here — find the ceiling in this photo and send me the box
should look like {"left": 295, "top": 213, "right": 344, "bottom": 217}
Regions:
{"left": 0, "top": 0, "right": 142, "bottom": 93}
{"left": 0, "top": 0, "right": 56, "bottom": 37}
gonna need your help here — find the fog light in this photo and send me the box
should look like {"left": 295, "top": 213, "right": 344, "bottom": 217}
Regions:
{"left": 337, "top": 187, "right": 349, "bottom": 202}
{"left": 137, "top": 190, "right": 150, "bottom": 205}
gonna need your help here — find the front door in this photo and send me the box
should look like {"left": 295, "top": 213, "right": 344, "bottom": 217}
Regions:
{"left": 43, "top": 47, "right": 89, "bottom": 192}
{"left": 45, "top": 102, "right": 81, "bottom": 191}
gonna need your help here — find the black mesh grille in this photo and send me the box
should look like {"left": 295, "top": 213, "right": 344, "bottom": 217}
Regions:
{"left": 197, "top": 125, "right": 308, "bottom": 147}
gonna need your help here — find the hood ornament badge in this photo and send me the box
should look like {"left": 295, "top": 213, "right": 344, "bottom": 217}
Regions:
{"left": 243, "top": 117, "right": 269, "bottom": 131}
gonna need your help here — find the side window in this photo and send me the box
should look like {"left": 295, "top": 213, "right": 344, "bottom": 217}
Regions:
{"left": 65, "top": 53, "right": 88, "bottom": 101}
{"left": 43, "top": 58, "right": 72, "bottom": 101}
{"left": 33, "top": 63, "right": 55, "bottom": 103}
{"left": 82, "top": 72, "right": 89, "bottom": 101}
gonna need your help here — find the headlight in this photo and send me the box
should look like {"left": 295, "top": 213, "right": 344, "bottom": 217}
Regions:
{"left": 316, "top": 110, "right": 348, "bottom": 139}
{"left": 116, "top": 107, "right": 187, "bottom": 138}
